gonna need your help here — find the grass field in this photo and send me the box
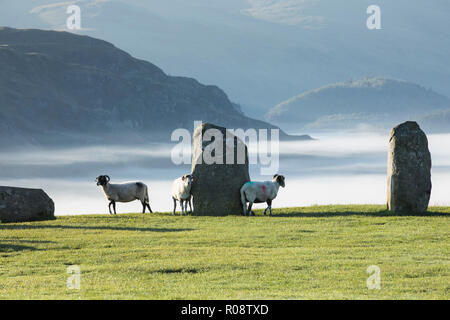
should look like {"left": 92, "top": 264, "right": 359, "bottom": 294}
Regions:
{"left": 0, "top": 205, "right": 449, "bottom": 300}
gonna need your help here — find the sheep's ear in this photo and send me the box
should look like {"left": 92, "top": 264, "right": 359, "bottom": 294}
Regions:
{"left": 273, "top": 174, "right": 279, "bottom": 179}
{"left": 182, "top": 175, "right": 186, "bottom": 181}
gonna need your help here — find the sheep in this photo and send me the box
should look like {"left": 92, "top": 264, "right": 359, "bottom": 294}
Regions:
{"left": 95, "top": 175, "right": 153, "bottom": 215}
{"left": 171, "top": 174, "right": 193, "bottom": 215}
{"left": 240, "top": 174, "right": 285, "bottom": 216}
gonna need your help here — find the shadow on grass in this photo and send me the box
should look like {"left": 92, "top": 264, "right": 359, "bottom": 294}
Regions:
{"left": 0, "top": 243, "right": 39, "bottom": 252}
{"left": 273, "top": 210, "right": 449, "bottom": 218}
{"left": 0, "top": 224, "right": 194, "bottom": 232}
{"left": 2, "top": 239, "right": 56, "bottom": 244}
{"left": 154, "top": 268, "right": 200, "bottom": 274}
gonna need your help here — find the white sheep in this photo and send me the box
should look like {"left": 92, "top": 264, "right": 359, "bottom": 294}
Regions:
{"left": 171, "top": 174, "right": 193, "bottom": 215}
{"left": 240, "top": 174, "right": 285, "bottom": 216}
{"left": 95, "top": 175, "right": 153, "bottom": 215}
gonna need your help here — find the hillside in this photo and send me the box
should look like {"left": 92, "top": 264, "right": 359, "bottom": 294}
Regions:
{"left": 3, "top": 0, "right": 448, "bottom": 115}
{"left": 265, "top": 77, "right": 450, "bottom": 131}
{"left": 0, "top": 27, "right": 310, "bottom": 148}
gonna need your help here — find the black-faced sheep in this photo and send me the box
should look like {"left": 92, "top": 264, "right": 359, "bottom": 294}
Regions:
{"left": 240, "top": 174, "right": 285, "bottom": 216}
{"left": 95, "top": 175, "right": 153, "bottom": 215}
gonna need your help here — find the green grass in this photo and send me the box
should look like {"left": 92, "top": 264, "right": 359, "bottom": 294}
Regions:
{"left": 0, "top": 205, "right": 449, "bottom": 300}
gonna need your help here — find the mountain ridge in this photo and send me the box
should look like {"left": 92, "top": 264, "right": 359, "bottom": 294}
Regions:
{"left": 0, "top": 27, "right": 311, "bottom": 148}
{"left": 265, "top": 77, "right": 450, "bottom": 131}
{"left": 5, "top": 0, "right": 448, "bottom": 115}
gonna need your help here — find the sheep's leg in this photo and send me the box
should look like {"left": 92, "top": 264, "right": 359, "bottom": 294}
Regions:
{"left": 242, "top": 201, "right": 247, "bottom": 216}
{"left": 108, "top": 201, "right": 113, "bottom": 215}
{"left": 241, "top": 191, "right": 247, "bottom": 216}
{"left": 247, "top": 202, "right": 254, "bottom": 216}
{"left": 146, "top": 203, "right": 153, "bottom": 213}
{"left": 112, "top": 201, "right": 116, "bottom": 215}
{"left": 264, "top": 200, "right": 271, "bottom": 216}
{"left": 173, "top": 198, "right": 177, "bottom": 215}
{"left": 141, "top": 201, "right": 146, "bottom": 214}
{"left": 188, "top": 197, "right": 193, "bottom": 213}
{"left": 267, "top": 199, "right": 273, "bottom": 216}
{"left": 181, "top": 200, "right": 186, "bottom": 215}
{"left": 183, "top": 200, "right": 187, "bottom": 215}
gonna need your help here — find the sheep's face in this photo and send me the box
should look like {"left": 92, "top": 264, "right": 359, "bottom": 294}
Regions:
{"left": 274, "top": 174, "right": 285, "bottom": 188}
{"left": 96, "top": 175, "right": 110, "bottom": 186}
{"left": 182, "top": 174, "right": 192, "bottom": 186}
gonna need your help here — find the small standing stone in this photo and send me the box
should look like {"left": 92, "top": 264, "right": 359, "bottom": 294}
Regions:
{"left": 0, "top": 186, "right": 55, "bottom": 223}
{"left": 387, "top": 121, "right": 432, "bottom": 213}
{"left": 191, "top": 123, "right": 250, "bottom": 216}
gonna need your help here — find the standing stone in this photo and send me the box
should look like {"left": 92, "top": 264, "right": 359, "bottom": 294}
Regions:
{"left": 387, "top": 121, "right": 432, "bottom": 213}
{"left": 191, "top": 123, "right": 250, "bottom": 216}
{"left": 0, "top": 186, "right": 55, "bottom": 223}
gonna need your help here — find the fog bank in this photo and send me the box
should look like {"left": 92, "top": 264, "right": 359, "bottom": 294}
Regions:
{"left": 0, "top": 132, "right": 448, "bottom": 215}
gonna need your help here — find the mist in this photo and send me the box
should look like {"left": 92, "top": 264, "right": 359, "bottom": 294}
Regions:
{"left": 1, "top": 131, "right": 448, "bottom": 215}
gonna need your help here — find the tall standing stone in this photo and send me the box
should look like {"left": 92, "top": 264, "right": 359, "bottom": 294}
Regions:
{"left": 0, "top": 186, "right": 55, "bottom": 223}
{"left": 387, "top": 121, "right": 432, "bottom": 213}
{"left": 191, "top": 123, "right": 250, "bottom": 216}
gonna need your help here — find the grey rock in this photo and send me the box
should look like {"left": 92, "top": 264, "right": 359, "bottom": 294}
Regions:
{"left": 387, "top": 121, "right": 432, "bottom": 213}
{"left": 0, "top": 186, "right": 55, "bottom": 223}
{"left": 191, "top": 123, "right": 250, "bottom": 216}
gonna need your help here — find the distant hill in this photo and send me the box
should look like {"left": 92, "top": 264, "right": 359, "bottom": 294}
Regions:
{"left": 0, "top": 27, "right": 310, "bottom": 148}
{"left": 265, "top": 77, "right": 450, "bottom": 131}
{"left": 2, "top": 0, "right": 449, "bottom": 116}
